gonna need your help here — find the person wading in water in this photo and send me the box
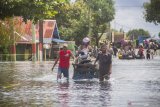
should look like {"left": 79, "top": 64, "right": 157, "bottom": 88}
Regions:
{"left": 52, "top": 44, "right": 75, "bottom": 81}
{"left": 94, "top": 45, "right": 112, "bottom": 82}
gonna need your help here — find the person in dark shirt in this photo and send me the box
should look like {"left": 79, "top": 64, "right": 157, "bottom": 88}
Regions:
{"left": 146, "top": 48, "right": 150, "bottom": 59}
{"left": 94, "top": 45, "right": 112, "bottom": 81}
{"left": 113, "top": 46, "right": 118, "bottom": 57}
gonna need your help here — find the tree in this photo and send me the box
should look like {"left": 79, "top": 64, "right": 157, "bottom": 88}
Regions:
{"left": 127, "top": 29, "right": 150, "bottom": 40}
{"left": 159, "top": 32, "right": 160, "bottom": 38}
{"left": 0, "top": 0, "right": 66, "bottom": 55}
{"left": 0, "top": 20, "right": 13, "bottom": 54}
{"left": 55, "top": 0, "right": 89, "bottom": 45}
{"left": 0, "top": 17, "right": 26, "bottom": 54}
{"left": 85, "top": 0, "right": 115, "bottom": 46}
{"left": 54, "top": 0, "right": 115, "bottom": 46}
{"left": 0, "top": 0, "right": 66, "bottom": 23}
{"left": 144, "top": 0, "right": 160, "bottom": 24}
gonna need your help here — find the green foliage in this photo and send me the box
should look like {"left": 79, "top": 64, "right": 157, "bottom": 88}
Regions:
{"left": 0, "top": 19, "right": 14, "bottom": 54}
{"left": 55, "top": 0, "right": 115, "bottom": 46}
{"left": 0, "top": 0, "right": 66, "bottom": 54}
{"left": 84, "top": 0, "right": 115, "bottom": 46}
{"left": 127, "top": 29, "right": 150, "bottom": 40}
{"left": 0, "top": 0, "right": 66, "bottom": 23}
{"left": 144, "top": 0, "right": 160, "bottom": 24}
{"left": 55, "top": 0, "right": 89, "bottom": 45}
{"left": 0, "top": 17, "right": 26, "bottom": 54}
{"left": 158, "top": 32, "right": 160, "bottom": 38}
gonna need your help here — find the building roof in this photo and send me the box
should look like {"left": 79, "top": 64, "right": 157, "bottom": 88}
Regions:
{"left": 15, "top": 17, "right": 60, "bottom": 44}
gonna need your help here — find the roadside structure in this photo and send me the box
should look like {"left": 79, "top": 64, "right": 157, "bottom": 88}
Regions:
{"left": 2, "top": 17, "right": 65, "bottom": 61}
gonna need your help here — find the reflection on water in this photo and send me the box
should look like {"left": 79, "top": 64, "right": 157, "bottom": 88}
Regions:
{"left": 0, "top": 57, "right": 160, "bottom": 107}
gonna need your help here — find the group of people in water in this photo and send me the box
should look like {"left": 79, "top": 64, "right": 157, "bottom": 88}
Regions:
{"left": 52, "top": 37, "right": 159, "bottom": 82}
{"left": 117, "top": 41, "right": 159, "bottom": 60}
{"left": 118, "top": 45, "right": 144, "bottom": 59}
{"left": 52, "top": 37, "right": 112, "bottom": 82}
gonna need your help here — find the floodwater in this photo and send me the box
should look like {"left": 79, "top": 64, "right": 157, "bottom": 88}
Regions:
{"left": 0, "top": 56, "right": 160, "bottom": 107}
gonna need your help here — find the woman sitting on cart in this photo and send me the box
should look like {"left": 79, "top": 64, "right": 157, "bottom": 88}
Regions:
{"left": 76, "top": 37, "right": 92, "bottom": 64}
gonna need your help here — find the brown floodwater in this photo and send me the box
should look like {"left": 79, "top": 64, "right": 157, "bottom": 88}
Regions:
{"left": 0, "top": 56, "right": 160, "bottom": 107}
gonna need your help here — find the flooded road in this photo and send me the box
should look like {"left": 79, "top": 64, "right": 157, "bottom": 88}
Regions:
{"left": 0, "top": 56, "right": 160, "bottom": 107}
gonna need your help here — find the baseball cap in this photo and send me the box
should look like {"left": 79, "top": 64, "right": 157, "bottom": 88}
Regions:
{"left": 63, "top": 43, "right": 68, "bottom": 47}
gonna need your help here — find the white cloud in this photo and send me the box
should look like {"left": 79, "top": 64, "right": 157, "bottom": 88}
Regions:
{"left": 111, "top": 0, "right": 160, "bottom": 36}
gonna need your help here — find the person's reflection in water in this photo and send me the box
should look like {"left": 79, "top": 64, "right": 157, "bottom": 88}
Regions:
{"left": 98, "top": 81, "right": 112, "bottom": 106}
{"left": 57, "top": 81, "right": 70, "bottom": 107}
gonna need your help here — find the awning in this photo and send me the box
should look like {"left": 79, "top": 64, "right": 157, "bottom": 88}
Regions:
{"left": 52, "top": 38, "right": 66, "bottom": 43}
{"left": 43, "top": 38, "right": 66, "bottom": 44}
{"left": 43, "top": 38, "right": 52, "bottom": 44}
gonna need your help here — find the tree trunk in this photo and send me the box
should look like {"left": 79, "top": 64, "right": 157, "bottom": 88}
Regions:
{"left": 95, "top": 36, "right": 99, "bottom": 47}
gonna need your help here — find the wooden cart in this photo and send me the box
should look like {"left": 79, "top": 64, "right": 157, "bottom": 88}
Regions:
{"left": 72, "top": 63, "right": 98, "bottom": 80}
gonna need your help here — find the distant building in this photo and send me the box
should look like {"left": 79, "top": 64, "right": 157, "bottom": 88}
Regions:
{"left": 138, "top": 36, "right": 149, "bottom": 45}
{"left": 111, "top": 31, "right": 126, "bottom": 43}
{"left": 11, "top": 17, "right": 65, "bottom": 61}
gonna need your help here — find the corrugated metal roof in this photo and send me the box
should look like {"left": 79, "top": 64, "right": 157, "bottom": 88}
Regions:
{"left": 15, "top": 18, "right": 60, "bottom": 44}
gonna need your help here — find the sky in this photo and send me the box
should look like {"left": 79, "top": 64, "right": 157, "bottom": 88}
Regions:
{"left": 111, "top": 0, "right": 160, "bottom": 36}
{"left": 71, "top": 0, "right": 160, "bottom": 36}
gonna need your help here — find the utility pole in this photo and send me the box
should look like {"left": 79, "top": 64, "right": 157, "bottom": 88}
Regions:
{"left": 11, "top": 18, "right": 16, "bottom": 61}
{"left": 39, "top": 20, "right": 43, "bottom": 61}
{"left": 32, "top": 23, "right": 36, "bottom": 62}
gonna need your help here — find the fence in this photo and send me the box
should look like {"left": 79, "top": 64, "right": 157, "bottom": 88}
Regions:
{"left": 0, "top": 54, "right": 55, "bottom": 61}
{"left": 0, "top": 54, "right": 32, "bottom": 61}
